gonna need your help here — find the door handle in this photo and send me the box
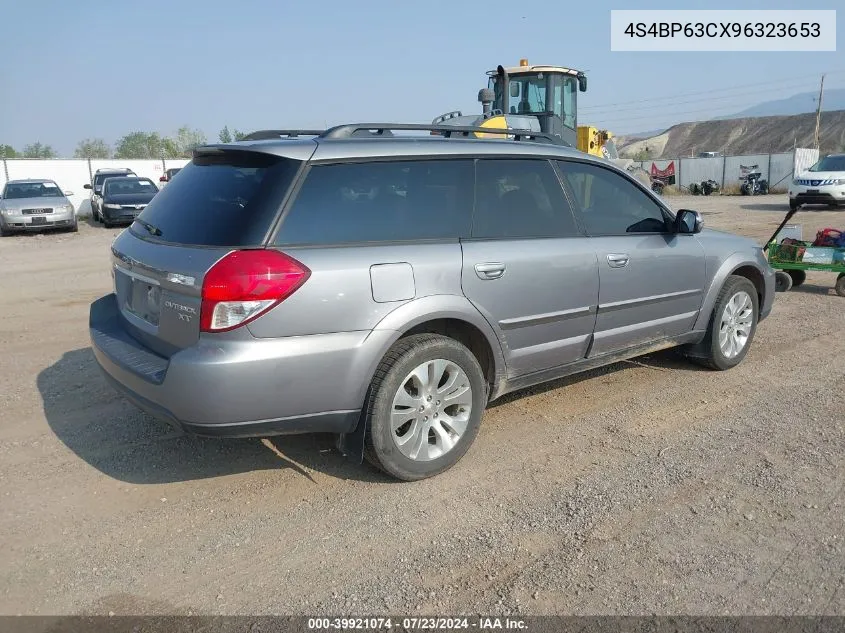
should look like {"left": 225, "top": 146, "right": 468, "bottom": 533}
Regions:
{"left": 475, "top": 262, "right": 506, "bottom": 280}
{"left": 606, "top": 253, "right": 630, "bottom": 268}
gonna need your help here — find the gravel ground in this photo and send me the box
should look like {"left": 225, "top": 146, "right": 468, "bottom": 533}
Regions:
{"left": 0, "top": 195, "right": 843, "bottom": 616}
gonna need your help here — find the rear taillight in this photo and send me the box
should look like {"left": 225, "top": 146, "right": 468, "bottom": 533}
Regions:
{"left": 200, "top": 250, "right": 310, "bottom": 332}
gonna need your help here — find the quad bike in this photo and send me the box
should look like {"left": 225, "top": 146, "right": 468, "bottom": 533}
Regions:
{"left": 689, "top": 179, "right": 720, "bottom": 196}
{"left": 740, "top": 171, "right": 769, "bottom": 196}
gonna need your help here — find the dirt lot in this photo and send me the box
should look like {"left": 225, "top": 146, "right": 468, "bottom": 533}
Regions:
{"left": 1, "top": 195, "right": 843, "bottom": 616}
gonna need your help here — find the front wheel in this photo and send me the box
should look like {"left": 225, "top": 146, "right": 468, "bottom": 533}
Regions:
{"left": 789, "top": 200, "right": 799, "bottom": 211}
{"left": 775, "top": 271, "right": 793, "bottom": 292}
{"left": 363, "top": 334, "right": 487, "bottom": 481}
{"left": 685, "top": 275, "right": 758, "bottom": 371}
{"left": 836, "top": 273, "right": 845, "bottom": 298}
{"left": 787, "top": 269, "right": 806, "bottom": 287}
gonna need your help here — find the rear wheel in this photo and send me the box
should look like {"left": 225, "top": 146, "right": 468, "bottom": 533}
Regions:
{"left": 686, "top": 275, "right": 758, "bottom": 371}
{"left": 836, "top": 274, "right": 845, "bottom": 297}
{"left": 363, "top": 334, "right": 486, "bottom": 481}
{"left": 787, "top": 269, "right": 806, "bottom": 287}
{"left": 775, "top": 271, "right": 793, "bottom": 292}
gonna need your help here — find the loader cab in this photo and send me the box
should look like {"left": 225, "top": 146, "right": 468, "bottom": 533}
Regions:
{"left": 486, "top": 60, "right": 587, "bottom": 147}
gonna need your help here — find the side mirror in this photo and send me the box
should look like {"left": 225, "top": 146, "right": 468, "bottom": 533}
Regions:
{"left": 159, "top": 175, "right": 167, "bottom": 182}
{"left": 578, "top": 75, "right": 587, "bottom": 92}
{"left": 83, "top": 183, "right": 92, "bottom": 189}
{"left": 675, "top": 209, "right": 703, "bottom": 234}
{"left": 64, "top": 190, "right": 74, "bottom": 197}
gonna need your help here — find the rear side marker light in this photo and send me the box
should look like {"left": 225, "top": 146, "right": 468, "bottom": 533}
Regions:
{"left": 200, "top": 250, "right": 310, "bottom": 332}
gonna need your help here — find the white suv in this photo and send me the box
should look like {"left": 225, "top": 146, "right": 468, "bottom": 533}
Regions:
{"left": 789, "top": 153, "right": 845, "bottom": 210}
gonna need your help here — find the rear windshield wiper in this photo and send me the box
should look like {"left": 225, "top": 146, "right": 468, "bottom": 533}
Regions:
{"left": 134, "top": 219, "right": 162, "bottom": 237}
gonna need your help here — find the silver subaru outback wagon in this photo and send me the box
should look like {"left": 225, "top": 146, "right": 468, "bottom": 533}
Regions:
{"left": 89, "top": 124, "right": 775, "bottom": 481}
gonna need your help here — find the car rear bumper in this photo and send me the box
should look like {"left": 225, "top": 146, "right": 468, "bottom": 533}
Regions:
{"left": 89, "top": 293, "right": 391, "bottom": 437}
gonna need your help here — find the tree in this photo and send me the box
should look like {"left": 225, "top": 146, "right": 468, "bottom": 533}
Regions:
{"left": 74, "top": 138, "right": 111, "bottom": 159}
{"left": 0, "top": 144, "right": 17, "bottom": 158}
{"left": 631, "top": 146, "right": 653, "bottom": 161}
{"left": 114, "top": 132, "right": 165, "bottom": 159}
{"left": 22, "top": 142, "right": 56, "bottom": 158}
{"left": 219, "top": 126, "right": 247, "bottom": 142}
{"left": 175, "top": 126, "right": 206, "bottom": 156}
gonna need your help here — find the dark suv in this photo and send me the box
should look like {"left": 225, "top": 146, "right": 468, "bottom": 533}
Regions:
{"left": 89, "top": 124, "right": 775, "bottom": 481}
{"left": 84, "top": 168, "right": 136, "bottom": 222}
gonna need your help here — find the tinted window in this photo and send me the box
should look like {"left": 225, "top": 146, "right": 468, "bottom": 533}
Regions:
{"left": 809, "top": 155, "right": 845, "bottom": 172}
{"left": 558, "top": 160, "right": 669, "bottom": 235}
{"left": 131, "top": 151, "right": 299, "bottom": 246}
{"left": 95, "top": 172, "right": 133, "bottom": 187}
{"left": 276, "top": 160, "right": 473, "bottom": 245}
{"left": 473, "top": 158, "right": 578, "bottom": 239}
{"left": 105, "top": 178, "right": 157, "bottom": 195}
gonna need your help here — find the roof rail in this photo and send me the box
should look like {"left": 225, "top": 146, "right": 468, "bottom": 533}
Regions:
{"left": 239, "top": 129, "right": 325, "bottom": 141}
{"left": 320, "top": 123, "right": 561, "bottom": 144}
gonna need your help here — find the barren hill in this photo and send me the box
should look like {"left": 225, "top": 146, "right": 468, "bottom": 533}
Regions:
{"left": 618, "top": 110, "right": 845, "bottom": 158}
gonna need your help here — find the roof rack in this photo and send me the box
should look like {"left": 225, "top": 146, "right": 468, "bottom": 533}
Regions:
{"left": 239, "top": 129, "right": 325, "bottom": 141}
{"left": 320, "top": 123, "right": 560, "bottom": 144}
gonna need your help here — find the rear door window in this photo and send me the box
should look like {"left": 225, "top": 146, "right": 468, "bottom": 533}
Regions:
{"left": 472, "top": 158, "right": 579, "bottom": 239}
{"left": 131, "top": 151, "right": 301, "bottom": 246}
{"left": 275, "top": 159, "right": 474, "bottom": 245}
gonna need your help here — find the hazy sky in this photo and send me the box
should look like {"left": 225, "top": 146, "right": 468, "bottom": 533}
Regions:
{"left": 1, "top": 0, "right": 843, "bottom": 155}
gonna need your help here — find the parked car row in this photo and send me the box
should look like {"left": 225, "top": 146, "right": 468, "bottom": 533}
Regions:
{"left": 0, "top": 166, "right": 184, "bottom": 237}
{"left": 84, "top": 168, "right": 161, "bottom": 228}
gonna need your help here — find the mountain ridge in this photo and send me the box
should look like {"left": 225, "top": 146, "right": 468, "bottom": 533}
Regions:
{"left": 618, "top": 110, "right": 845, "bottom": 159}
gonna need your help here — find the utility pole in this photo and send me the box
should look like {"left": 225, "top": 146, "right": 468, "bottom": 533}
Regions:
{"left": 813, "top": 73, "right": 825, "bottom": 150}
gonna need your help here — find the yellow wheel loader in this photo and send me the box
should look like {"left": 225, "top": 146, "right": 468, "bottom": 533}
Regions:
{"left": 433, "top": 59, "right": 618, "bottom": 160}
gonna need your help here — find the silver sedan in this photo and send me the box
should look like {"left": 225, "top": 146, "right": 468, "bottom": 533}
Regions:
{"left": 0, "top": 179, "right": 78, "bottom": 236}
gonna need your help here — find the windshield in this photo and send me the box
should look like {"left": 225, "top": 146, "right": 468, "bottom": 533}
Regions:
{"left": 489, "top": 72, "right": 577, "bottom": 128}
{"left": 809, "top": 155, "right": 845, "bottom": 172}
{"left": 95, "top": 172, "right": 132, "bottom": 187}
{"left": 105, "top": 178, "right": 157, "bottom": 195}
{"left": 3, "top": 182, "right": 63, "bottom": 199}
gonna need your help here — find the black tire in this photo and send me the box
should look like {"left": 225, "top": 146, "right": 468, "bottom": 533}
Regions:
{"left": 363, "top": 333, "right": 487, "bottom": 481}
{"left": 0, "top": 226, "right": 11, "bottom": 237}
{"left": 685, "top": 275, "right": 759, "bottom": 371}
{"left": 103, "top": 220, "right": 113, "bottom": 228}
{"left": 836, "top": 273, "right": 845, "bottom": 298}
{"left": 775, "top": 271, "right": 793, "bottom": 292}
{"left": 789, "top": 200, "right": 799, "bottom": 211}
{"left": 786, "top": 269, "right": 806, "bottom": 287}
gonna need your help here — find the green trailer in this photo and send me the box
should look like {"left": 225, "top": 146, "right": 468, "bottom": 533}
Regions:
{"left": 765, "top": 208, "right": 845, "bottom": 296}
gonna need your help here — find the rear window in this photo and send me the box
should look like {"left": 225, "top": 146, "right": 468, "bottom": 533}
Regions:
{"left": 275, "top": 159, "right": 474, "bottom": 246}
{"left": 131, "top": 151, "right": 300, "bottom": 246}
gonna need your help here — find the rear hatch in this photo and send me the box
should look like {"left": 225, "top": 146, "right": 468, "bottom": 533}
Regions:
{"left": 109, "top": 147, "right": 307, "bottom": 358}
